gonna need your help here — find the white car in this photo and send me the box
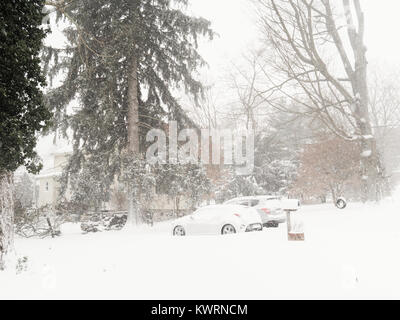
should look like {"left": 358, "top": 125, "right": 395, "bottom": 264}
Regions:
{"left": 172, "top": 205, "right": 263, "bottom": 236}
{"left": 223, "top": 196, "right": 287, "bottom": 228}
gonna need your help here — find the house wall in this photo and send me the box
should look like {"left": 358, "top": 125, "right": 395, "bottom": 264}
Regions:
{"left": 37, "top": 176, "right": 58, "bottom": 207}
{"left": 36, "top": 153, "right": 70, "bottom": 208}
{"left": 146, "top": 193, "right": 192, "bottom": 211}
{"left": 36, "top": 151, "right": 218, "bottom": 215}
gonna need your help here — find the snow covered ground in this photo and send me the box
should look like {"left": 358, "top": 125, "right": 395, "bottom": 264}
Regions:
{"left": 1, "top": 199, "right": 400, "bottom": 300}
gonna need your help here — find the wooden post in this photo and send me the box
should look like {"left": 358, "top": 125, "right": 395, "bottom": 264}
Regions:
{"left": 287, "top": 211, "right": 305, "bottom": 241}
{"left": 283, "top": 200, "right": 304, "bottom": 241}
{"left": 285, "top": 209, "right": 292, "bottom": 235}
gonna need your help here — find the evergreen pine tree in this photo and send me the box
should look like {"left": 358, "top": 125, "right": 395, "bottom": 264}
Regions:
{"left": 0, "top": 0, "right": 50, "bottom": 269}
{"left": 44, "top": 0, "right": 213, "bottom": 224}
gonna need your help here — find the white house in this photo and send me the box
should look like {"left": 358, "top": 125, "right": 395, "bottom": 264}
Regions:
{"left": 35, "top": 148, "right": 71, "bottom": 208}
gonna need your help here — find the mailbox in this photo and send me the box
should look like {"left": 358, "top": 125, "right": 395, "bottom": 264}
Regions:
{"left": 282, "top": 199, "right": 300, "bottom": 211}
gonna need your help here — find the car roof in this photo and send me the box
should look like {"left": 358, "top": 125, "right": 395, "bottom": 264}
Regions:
{"left": 196, "top": 204, "right": 252, "bottom": 210}
{"left": 224, "top": 195, "right": 281, "bottom": 202}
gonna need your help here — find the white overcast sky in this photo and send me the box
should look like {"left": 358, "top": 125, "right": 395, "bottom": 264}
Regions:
{"left": 189, "top": 0, "right": 400, "bottom": 70}
{"left": 43, "top": 0, "right": 400, "bottom": 91}
{"left": 36, "top": 0, "right": 400, "bottom": 167}
{"left": 44, "top": 0, "right": 400, "bottom": 81}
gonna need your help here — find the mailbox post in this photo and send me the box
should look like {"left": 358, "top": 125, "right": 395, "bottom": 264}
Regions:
{"left": 282, "top": 199, "right": 304, "bottom": 241}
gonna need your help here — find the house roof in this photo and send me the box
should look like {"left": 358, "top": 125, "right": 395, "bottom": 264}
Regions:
{"left": 50, "top": 145, "right": 72, "bottom": 156}
{"left": 35, "top": 167, "right": 62, "bottom": 179}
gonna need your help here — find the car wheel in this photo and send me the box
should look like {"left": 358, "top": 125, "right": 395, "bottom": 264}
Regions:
{"left": 335, "top": 198, "right": 347, "bottom": 209}
{"left": 173, "top": 225, "right": 186, "bottom": 236}
{"left": 221, "top": 224, "right": 236, "bottom": 235}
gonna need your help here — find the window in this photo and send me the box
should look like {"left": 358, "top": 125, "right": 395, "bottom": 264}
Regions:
{"left": 45, "top": 181, "right": 49, "bottom": 192}
{"left": 194, "top": 208, "right": 206, "bottom": 215}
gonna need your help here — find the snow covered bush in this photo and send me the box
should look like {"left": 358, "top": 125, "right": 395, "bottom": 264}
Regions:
{"left": 14, "top": 173, "right": 34, "bottom": 211}
{"left": 80, "top": 212, "right": 128, "bottom": 233}
{"left": 214, "top": 168, "right": 264, "bottom": 203}
{"left": 80, "top": 220, "right": 103, "bottom": 234}
{"left": 15, "top": 256, "right": 28, "bottom": 274}
{"left": 253, "top": 127, "right": 299, "bottom": 195}
{"left": 62, "top": 153, "right": 116, "bottom": 215}
{"left": 153, "top": 163, "right": 212, "bottom": 214}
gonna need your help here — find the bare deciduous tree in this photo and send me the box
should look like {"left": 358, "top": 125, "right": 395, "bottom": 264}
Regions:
{"left": 292, "top": 136, "right": 361, "bottom": 202}
{"left": 255, "top": 0, "right": 384, "bottom": 201}
{"left": 229, "top": 50, "right": 271, "bottom": 132}
{"left": 188, "top": 85, "right": 220, "bottom": 129}
{"left": 369, "top": 65, "right": 400, "bottom": 138}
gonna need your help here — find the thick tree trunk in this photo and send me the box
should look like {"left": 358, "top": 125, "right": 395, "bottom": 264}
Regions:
{"left": 126, "top": 54, "right": 141, "bottom": 226}
{"left": 354, "top": 53, "right": 382, "bottom": 202}
{"left": 353, "top": 46, "right": 373, "bottom": 202}
{"left": 344, "top": 0, "right": 383, "bottom": 202}
{"left": 0, "top": 171, "right": 14, "bottom": 270}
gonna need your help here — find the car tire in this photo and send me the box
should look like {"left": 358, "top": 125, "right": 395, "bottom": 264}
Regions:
{"left": 221, "top": 224, "right": 236, "bottom": 235}
{"left": 335, "top": 198, "right": 347, "bottom": 209}
{"left": 173, "top": 225, "right": 186, "bottom": 236}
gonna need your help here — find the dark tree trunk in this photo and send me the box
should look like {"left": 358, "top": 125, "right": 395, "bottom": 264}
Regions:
{"left": 352, "top": 36, "right": 376, "bottom": 202}
{"left": 126, "top": 54, "right": 141, "bottom": 226}
{"left": 343, "top": 0, "right": 383, "bottom": 202}
{"left": 0, "top": 171, "right": 14, "bottom": 270}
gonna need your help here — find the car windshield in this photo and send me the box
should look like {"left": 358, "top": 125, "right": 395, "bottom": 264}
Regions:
{"left": 194, "top": 208, "right": 206, "bottom": 215}
{"left": 249, "top": 199, "right": 260, "bottom": 207}
{"left": 259, "top": 199, "right": 281, "bottom": 207}
{"left": 194, "top": 207, "right": 219, "bottom": 215}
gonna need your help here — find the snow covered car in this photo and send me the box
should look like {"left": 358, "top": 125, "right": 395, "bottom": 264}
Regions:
{"left": 172, "top": 205, "right": 263, "bottom": 236}
{"left": 223, "top": 196, "right": 286, "bottom": 228}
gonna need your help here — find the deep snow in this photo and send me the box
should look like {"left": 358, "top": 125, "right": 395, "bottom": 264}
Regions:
{"left": 1, "top": 200, "right": 400, "bottom": 300}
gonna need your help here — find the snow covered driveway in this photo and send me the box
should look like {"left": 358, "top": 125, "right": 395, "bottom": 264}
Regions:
{"left": 1, "top": 202, "right": 400, "bottom": 299}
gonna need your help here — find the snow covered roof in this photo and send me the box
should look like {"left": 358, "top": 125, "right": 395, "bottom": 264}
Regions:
{"left": 226, "top": 195, "right": 280, "bottom": 202}
{"left": 50, "top": 145, "right": 72, "bottom": 156}
{"left": 35, "top": 167, "right": 62, "bottom": 179}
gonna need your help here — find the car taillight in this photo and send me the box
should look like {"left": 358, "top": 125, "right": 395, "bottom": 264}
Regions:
{"left": 261, "top": 208, "right": 270, "bottom": 214}
{"left": 234, "top": 213, "right": 241, "bottom": 218}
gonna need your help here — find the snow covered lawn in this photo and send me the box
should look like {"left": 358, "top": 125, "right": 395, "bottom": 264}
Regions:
{"left": 1, "top": 201, "right": 400, "bottom": 299}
